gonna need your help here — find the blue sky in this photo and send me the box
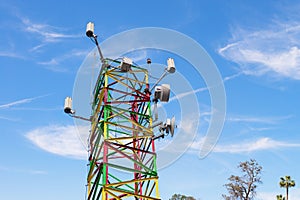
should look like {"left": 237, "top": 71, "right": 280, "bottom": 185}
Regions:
{"left": 1, "top": 1, "right": 300, "bottom": 200}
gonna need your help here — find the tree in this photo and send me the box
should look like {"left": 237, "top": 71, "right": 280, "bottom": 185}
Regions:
{"left": 222, "top": 159, "right": 263, "bottom": 200}
{"left": 276, "top": 194, "right": 285, "bottom": 200}
{"left": 279, "top": 175, "right": 295, "bottom": 200}
{"left": 169, "top": 193, "right": 196, "bottom": 200}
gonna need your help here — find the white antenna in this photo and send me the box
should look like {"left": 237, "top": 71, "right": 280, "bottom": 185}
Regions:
{"left": 63, "top": 97, "right": 90, "bottom": 121}
{"left": 153, "top": 117, "right": 177, "bottom": 140}
{"left": 152, "top": 84, "right": 170, "bottom": 122}
{"left": 86, "top": 22, "right": 95, "bottom": 37}
{"left": 120, "top": 57, "right": 132, "bottom": 72}
{"left": 64, "top": 97, "right": 74, "bottom": 114}
{"left": 167, "top": 58, "right": 176, "bottom": 73}
{"left": 150, "top": 58, "right": 177, "bottom": 137}
{"left": 148, "top": 58, "right": 178, "bottom": 139}
{"left": 170, "top": 116, "right": 176, "bottom": 137}
{"left": 163, "top": 116, "right": 176, "bottom": 137}
{"left": 154, "top": 84, "right": 170, "bottom": 102}
{"left": 86, "top": 22, "right": 105, "bottom": 64}
{"left": 150, "top": 58, "right": 176, "bottom": 92}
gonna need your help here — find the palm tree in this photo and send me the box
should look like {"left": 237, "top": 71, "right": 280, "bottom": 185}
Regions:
{"left": 279, "top": 176, "right": 295, "bottom": 200}
{"left": 276, "top": 194, "right": 285, "bottom": 200}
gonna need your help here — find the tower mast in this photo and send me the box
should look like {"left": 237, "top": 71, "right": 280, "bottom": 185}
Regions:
{"left": 64, "top": 22, "right": 176, "bottom": 200}
{"left": 87, "top": 56, "right": 160, "bottom": 199}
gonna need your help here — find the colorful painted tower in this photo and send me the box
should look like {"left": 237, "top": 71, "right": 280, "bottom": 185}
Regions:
{"left": 64, "top": 22, "right": 176, "bottom": 200}
{"left": 87, "top": 57, "right": 160, "bottom": 199}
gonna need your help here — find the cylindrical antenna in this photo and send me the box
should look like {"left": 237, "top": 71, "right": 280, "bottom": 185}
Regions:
{"left": 64, "top": 97, "right": 74, "bottom": 114}
{"left": 86, "top": 22, "right": 95, "bottom": 37}
{"left": 150, "top": 58, "right": 176, "bottom": 92}
{"left": 167, "top": 58, "right": 176, "bottom": 73}
{"left": 86, "top": 22, "right": 105, "bottom": 64}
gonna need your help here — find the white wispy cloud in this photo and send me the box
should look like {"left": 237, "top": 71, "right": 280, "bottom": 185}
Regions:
{"left": 245, "top": 125, "right": 275, "bottom": 132}
{"left": 215, "top": 137, "right": 300, "bottom": 153}
{"left": 37, "top": 49, "right": 89, "bottom": 72}
{"left": 0, "top": 165, "right": 47, "bottom": 175}
{"left": 190, "top": 137, "right": 300, "bottom": 154}
{"left": 169, "top": 72, "right": 241, "bottom": 102}
{"left": 38, "top": 49, "right": 89, "bottom": 65}
{"left": 21, "top": 17, "right": 80, "bottom": 43}
{"left": 0, "top": 36, "right": 25, "bottom": 59}
{"left": 0, "top": 98, "right": 33, "bottom": 109}
{"left": 26, "top": 125, "right": 88, "bottom": 159}
{"left": 0, "top": 94, "right": 49, "bottom": 109}
{"left": 219, "top": 20, "right": 300, "bottom": 80}
{"left": 227, "top": 115, "right": 292, "bottom": 124}
{"left": 10, "top": 106, "right": 60, "bottom": 111}
{"left": 38, "top": 58, "right": 59, "bottom": 66}
{"left": 24, "top": 124, "right": 300, "bottom": 159}
{"left": 223, "top": 72, "right": 243, "bottom": 82}
{"left": 29, "top": 44, "right": 46, "bottom": 52}
{"left": 0, "top": 115, "right": 19, "bottom": 121}
{"left": 0, "top": 51, "right": 25, "bottom": 59}
{"left": 169, "top": 86, "right": 208, "bottom": 102}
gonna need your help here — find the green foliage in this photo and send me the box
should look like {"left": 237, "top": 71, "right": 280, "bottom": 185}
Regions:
{"left": 279, "top": 176, "right": 295, "bottom": 188}
{"left": 276, "top": 194, "right": 285, "bottom": 200}
{"left": 279, "top": 175, "right": 295, "bottom": 200}
{"left": 222, "top": 159, "right": 263, "bottom": 200}
{"left": 169, "top": 193, "right": 196, "bottom": 200}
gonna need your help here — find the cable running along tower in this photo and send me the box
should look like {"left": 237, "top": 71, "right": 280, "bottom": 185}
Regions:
{"left": 64, "top": 22, "right": 176, "bottom": 200}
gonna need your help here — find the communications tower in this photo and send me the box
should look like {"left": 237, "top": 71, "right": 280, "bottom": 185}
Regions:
{"left": 64, "top": 22, "right": 176, "bottom": 200}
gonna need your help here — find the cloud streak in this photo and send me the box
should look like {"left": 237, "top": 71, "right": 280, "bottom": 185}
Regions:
{"left": 213, "top": 137, "right": 300, "bottom": 153}
{"left": 227, "top": 115, "right": 292, "bottom": 124}
{"left": 21, "top": 17, "right": 80, "bottom": 43}
{"left": 0, "top": 115, "right": 19, "bottom": 121}
{"left": 219, "top": 20, "right": 300, "bottom": 80}
{"left": 0, "top": 94, "right": 49, "bottom": 109}
{"left": 0, "top": 51, "right": 25, "bottom": 59}
{"left": 189, "top": 137, "right": 300, "bottom": 154}
{"left": 169, "top": 86, "right": 208, "bottom": 102}
{"left": 37, "top": 49, "right": 90, "bottom": 72}
{"left": 169, "top": 72, "right": 241, "bottom": 102}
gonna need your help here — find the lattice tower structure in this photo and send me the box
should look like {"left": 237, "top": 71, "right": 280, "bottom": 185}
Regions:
{"left": 87, "top": 58, "right": 160, "bottom": 200}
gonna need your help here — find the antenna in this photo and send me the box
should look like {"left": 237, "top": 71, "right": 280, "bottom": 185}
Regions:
{"left": 154, "top": 84, "right": 170, "bottom": 102}
{"left": 152, "top": 84, "right": 171, "bottom": 122}
{"left": 167, "top": 58, "right": 176, "bottom": 73}
{"left": 119, "top": 57, "right": 132, "bottom": 72}
{"left": 150, "top": 57, "right": 176, "bottom": 92}
{"left": 63, "top": 97, "right": 90, "bottom": 121}
{"left": 64, "top": 96, "right": 74, "bottom": 114}
{"left": 153, "top": 117, "right": 177, "bottom": 140}
{"left": 170, "top": 116, "right": 176, "bottom": 137}
{"left": 86, "top": 22, "right": 95, "bottom": 37}
{"left": 85, "top": 22, "right": 105, "bottom": 64}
